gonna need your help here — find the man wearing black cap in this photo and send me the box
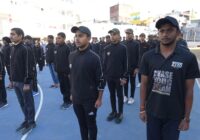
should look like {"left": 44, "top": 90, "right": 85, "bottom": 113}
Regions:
{"left": 103, "top": 28, "right": 127, "bottom": 124}
{"left": 123, "top": 28, "right": 140, "bottom": 104}
{"left": 54, "top": 32, "right": 72, "bottom": 109}
{"left": 70, "top": 26, "right": 105, "bottom": 140}
{"left": 139, "top": 16, "right": 200, "bottom": 140}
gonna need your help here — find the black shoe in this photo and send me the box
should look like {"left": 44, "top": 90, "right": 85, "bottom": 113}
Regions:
{"left": 21, "top": 122, "right": 36, "bottom": 135}
{"left": 115, "top": 113, "right": 123, "bottom": 124}
{"left": 0, "top": 102, "right": 8, "bottom": 109}
{"left": 60, "top": 102, "right": 72, "bottom": 110}
{"left": 16, "top": 121, "right": 28, "bottom": 132}
{"left": 107, "top": 112, "right": 117, "bottom": 121}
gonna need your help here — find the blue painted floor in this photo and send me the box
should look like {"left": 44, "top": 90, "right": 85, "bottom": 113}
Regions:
{"left": 0, "top": 66, "right": 200, "bottom": 140}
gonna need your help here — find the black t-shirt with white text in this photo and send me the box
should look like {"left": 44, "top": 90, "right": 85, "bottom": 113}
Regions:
{"left": 140, "top": 46, "right": 200, "bottom": 119}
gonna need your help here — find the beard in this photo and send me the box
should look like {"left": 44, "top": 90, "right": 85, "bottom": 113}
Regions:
{"left": 160, "top": 38, "right": 176, "bottom": 48}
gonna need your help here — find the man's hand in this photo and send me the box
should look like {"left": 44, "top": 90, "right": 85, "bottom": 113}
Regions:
{"left": 23, "top": 84, "right": 31, "bottom": 93}
{"left": 70, "top": 95, "right": 73, "bottom": 101}
{"left": 120, "top": 78, "right": 127, "bottom": 86}
{"left": 178, "top": 118, "right": 190, "bottom": 131}
{"left": 133, "top": 68, "right": 139, "bottom": 76}
{"left": 139, "top": 110, "right": 147, "bottom": 123}
{"left": 95, "top": 98, "right": 102, "bottom": 108}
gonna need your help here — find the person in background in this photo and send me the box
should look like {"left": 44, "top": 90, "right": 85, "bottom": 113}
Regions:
{"left": 34, "top": 40, "right": 45, "bottom": 71}
{"left": 137, "top": 33, "right": 150, "bottom": 87}
{"left": 147, "top": 35, "right": 157, "bottom": 49}
{"left": 54, "top": 32, "right": 72, "bottom": 109}
{"left": 123, "top": 28, "right": 140, "bottom": 105}
{"left": 24, "top": 35, "right": 39, "bottom": 96}
{"left": 176, "top": 32, "right": 189, "bottom": 51}
{"left": 0, "top": 48, "right": 7, "bottom": 108}
{"left": 2, "top": 37, "right": 13, "bottom": 89}
{"left": 103, "top": 28, "right": 127, "bottom": 124}
{"left": 45, "top": 35, "right": 59, "bottom": 88}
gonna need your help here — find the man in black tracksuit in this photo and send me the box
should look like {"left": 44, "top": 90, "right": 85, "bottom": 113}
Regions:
{"left": 54, "top": 32, "right": 72, "bottom": 109}
{"left": 10, "top": 28, "right": 36, "bottom": 135}
{"left": 123, "top": 29, "right": 140, "bottom": 105}
{"left": 0, "top": 51, "right": 7, "bottom": 108}
{"left": 24, "top": 35, "right": 38, "bottom": 95}
{"left": 45, "top": 35, "right": 59, "bottom": 88}
{"left": 2, "top": 37, "right": 13, "bottom": 89}
{"left": 70, "top": 26, "right": 105, "bottom": 140}
{"left": 138, "top": 33, "right": 150, "bottom": 85}
{"left": 33, "top": 41, "right": 45, "bottom": 71}
{"left": 103, "top": 28, "right": 127, "bottom": 124}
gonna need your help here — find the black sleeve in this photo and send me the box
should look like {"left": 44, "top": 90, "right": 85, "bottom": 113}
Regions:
{"left": 185, "top": 54, "right": 200, "bottom": 79}
{"left": 24, "top": 47, "right": 34, "bottom": 84}
{"left": 40, "top": 46, "right": 45, "bottom": 65}
{"left": 0, "top": 52, "right": 5, "bottom": 75}
{"left": 95, "top": 56, "right": 105, "bottom": 91}
{"left": 135, "top": 42, "right": 140, "bottom": 69}
{"left": 66, "top": 46, "right": 70, "bottom": 74}
{"left": 122, "top": 47, "right": 128, "bottom": 79}
{"left": 139, "top": 53, "right": 149, "bottom": 76}
{"left": 102, "top": 48, "right": 107, "bottom": 77}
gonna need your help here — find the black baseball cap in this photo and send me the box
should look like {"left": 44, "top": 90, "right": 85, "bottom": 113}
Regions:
{"left": 156, "top": 16, "right": 180, "bottom": 30}
{"left": 108, "top": 28, "right": 120, "bottom": 34}
{"left": 71, "top": 26, "right": 91, "bottom": 37}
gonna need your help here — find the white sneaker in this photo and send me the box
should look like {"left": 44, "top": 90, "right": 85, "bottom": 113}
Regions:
{"left": 33, "top": 92, "right": 39, "bottom": 96}
{"left": 123, "top": 96, "right": 128, "bottom": 103}
{"left": 136, "top": 83, "right": 141, "bottom": 88}
{"left": 127, "top": 98, "right": 135, "bottom": 104}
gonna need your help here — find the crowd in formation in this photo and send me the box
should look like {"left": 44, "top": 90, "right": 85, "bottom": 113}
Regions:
{"left": 0, "top": 16, "right": 199, "bottom": 140}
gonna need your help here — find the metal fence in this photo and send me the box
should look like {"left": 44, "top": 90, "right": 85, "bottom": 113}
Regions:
{"left": 183, "top": 27, "right": 200, "bottom": 42}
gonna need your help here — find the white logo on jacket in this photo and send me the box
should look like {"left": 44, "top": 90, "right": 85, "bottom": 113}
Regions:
{"left": 54, "top": 50, "right": 57, "bottom": 54}
{"left": 69, "top": 64, "right": 72, "bottom": 69}
{"left": 171, "top": 61, "right": 183, "bottom": 69}
{"left": 107, "top": 52, "right": 111, "bottom": 56}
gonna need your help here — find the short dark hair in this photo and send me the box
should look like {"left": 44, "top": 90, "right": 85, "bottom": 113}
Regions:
{"left": 139, "top": 33, "right": 146, "bottom": 37}
{"left": 57, "top": 32, "right": 66, "bottom": 39}
{"left": 48, "top": 35, "right": 54, "bottom": 39}
{"left": 24, "top": 35, "right": 33, "bottom": 40}
{"left": 11, "top": 28, "right": 24, "bottom": 39}
{"left": 2, "top": 37, "right": 11, "bottom": 43}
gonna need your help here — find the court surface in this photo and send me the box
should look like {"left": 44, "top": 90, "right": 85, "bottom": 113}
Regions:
{"left": 0, "top": 66, "right": 200, "bottom": 140}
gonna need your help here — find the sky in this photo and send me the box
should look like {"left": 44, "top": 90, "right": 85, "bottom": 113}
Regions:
{"left": 74, "top": 0, "right": 200, "bottom": 20}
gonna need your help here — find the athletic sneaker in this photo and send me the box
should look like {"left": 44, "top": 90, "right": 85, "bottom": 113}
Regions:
{"left": 21, "top": 122, "right": 36, "bottom": 135}
{"left": 16, "top": 121, "right": 28, "bottom": 132}
{"left": 0, "top": 102, "right": 8, "bottom": 109}
{"left": 123, "top": 96, "right": 128, "bottom": 103}
{"left": 33, "top": 92, "right": 39, "bottom": 96}
{"left": 61, "top": 102, "right": 72, "bottom": 110}
{"left": 115, "top": 113, "right": 123, "bottom": 124}
{"left": 136, "top": 83, "right": 141, "bottom": 88}
{"left": 107, "top": 112, "right": 117, "bottom": 121}
{"left": 127, "top": 98, "right": 135, "bottom": 105}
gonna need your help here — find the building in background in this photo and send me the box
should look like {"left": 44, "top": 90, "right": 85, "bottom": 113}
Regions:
{"left": 110, "top": 4, "right": 133, "bottom": 24}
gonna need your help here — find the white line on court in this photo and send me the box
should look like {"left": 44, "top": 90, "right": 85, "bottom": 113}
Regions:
{"left": 21, "top": 84, "right": 44, "bottom": 140}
